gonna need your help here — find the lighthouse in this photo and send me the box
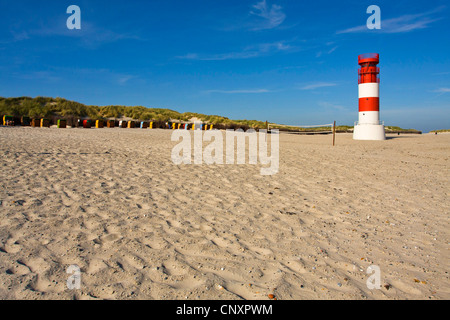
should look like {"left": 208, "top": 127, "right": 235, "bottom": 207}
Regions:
{"left": 353, "top": 53, "right": 386, "bottom": 140}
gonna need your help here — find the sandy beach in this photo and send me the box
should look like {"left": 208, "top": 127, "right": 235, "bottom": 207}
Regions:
{"left": 0, "top": 127, "right": 448, "bottom": 300}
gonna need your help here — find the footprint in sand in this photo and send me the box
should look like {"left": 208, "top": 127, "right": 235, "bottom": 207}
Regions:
{"left": 4, "top": 238, "right": 22, "bottom": 254}
{"left": 11, "top": 260, "right": 32, "bottom": 275}
{"left": 100, "top": 233, "right": 121, "bottom": 243}
{"left": 122, "top": 254, "right": 147, "bottom": 271}
{"left": 86, "top": 259, "right": 108, "bottom": 275}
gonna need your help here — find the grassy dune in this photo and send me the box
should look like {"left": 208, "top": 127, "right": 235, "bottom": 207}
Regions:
{"left": 0, "top": 96, "right": 421, "bottom": 133}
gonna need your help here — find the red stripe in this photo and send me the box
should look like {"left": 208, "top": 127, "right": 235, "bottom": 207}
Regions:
{"left": 359, "top": 97, "right": 379, "bottom": 112}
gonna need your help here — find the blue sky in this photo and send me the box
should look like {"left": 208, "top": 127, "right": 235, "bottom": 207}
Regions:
{"left": 0, "top": 0, "right": 449, "bottom": 132}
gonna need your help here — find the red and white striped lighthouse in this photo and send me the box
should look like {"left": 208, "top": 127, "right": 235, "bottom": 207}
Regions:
{"left": 353, "top": 53, "right": 386, "bottom": 140}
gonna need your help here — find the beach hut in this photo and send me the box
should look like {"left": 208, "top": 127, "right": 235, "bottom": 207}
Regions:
{"left": 13, "top": 116, "right": 21, "bottom": 126}
{"left": 31, "top": 119, "right": 40, "bottom": 127}
{"left": 148, "top": 122, "right": 153, "bottom": 129}
{"left": 21, "top": 116, "right": 31, "bottom": 126}
{"left": 127, "top": 121, "right": 136, "bottom": 128}
{"left": 119, "top": 120, "right": 127, "bottom": 128}
{"left": 3, "top": 115, "right": 14, "bottom": 126}
{"left": 96, "top": 120, "right": 104, "bottom": 128}
{"left": 57, "top": 119, "right": 67, "bottom": 128}
{"left": 106, "top": 120, "right": 115, "bottom": 128}
{"left": 40, "top": 119, "right": 50, "bottom": 128}
{"left": 140, "top": 121, "right": 149, "bottom": 129}
{"left": 83, "top": 120, "right": 91, "bottom": 128}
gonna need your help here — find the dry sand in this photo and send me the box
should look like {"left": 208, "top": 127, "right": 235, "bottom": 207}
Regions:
{"left": 0, "top": 127, "right": 448, "bottom": 300}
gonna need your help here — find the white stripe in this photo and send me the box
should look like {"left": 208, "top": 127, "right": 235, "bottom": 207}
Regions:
{"left": 358, "top": 111, "right": 380, "bottom": 124}
{"left": 359, "top": 83, "right": 379, "bottom": 98}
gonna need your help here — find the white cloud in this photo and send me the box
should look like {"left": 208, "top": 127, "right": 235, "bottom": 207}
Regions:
{"left": 177, "top": 41, "right": 295, "bottom": 61}
{"left": 250, "top": 0, "right": 286, "bottom": 30}
{"left": 433, "top": 88, "right": 450, "bottom": 93}
{"left": 432, "top": 72, "right": 450, "bottom": 76}
{"left": 24, "top": 19, "right": 144, "bottom": 48}
{"left": 327, "top": 46, "right": 338, "bottom": 54}
{"left": 257, "top": 41, "right": 292, "bottom": 52}
{"left": 337, "top": 6, "right": 445, "bottom": 34}
{"left": 176, "top": 53, "right": 200, "bottom": 60}
{"left": 117, "top": 75, "right": 135, "bottom": 85}
{"left": 13, "top": 71, "right": 61, "bottom": 82}
{"left": 0, "top": 30, "right": 30, "bottom": 44}
{"left": 203, "top": 89, "right": 271, "bottom": 94}
{"left": 21, "top": 67, "right": 139, "bottom": 86}
{"left": 315, "top": 45, "right": 338, "bottom": 59}
{"left": 300, "top": 82, "right": 337, "bottom": 90}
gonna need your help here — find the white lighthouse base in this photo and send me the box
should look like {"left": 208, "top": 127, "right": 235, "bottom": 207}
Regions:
{"left": 353, "top": 124, "right": 386, "bottom": 141}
